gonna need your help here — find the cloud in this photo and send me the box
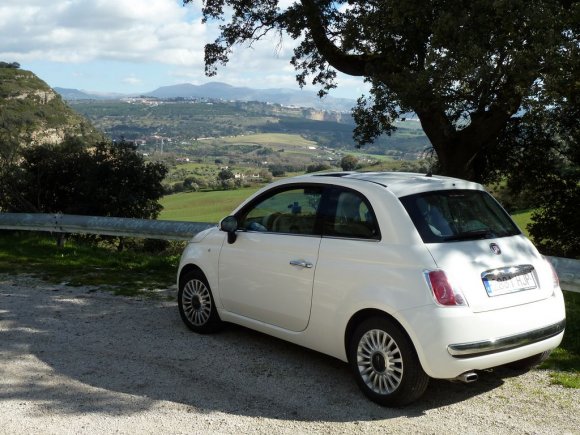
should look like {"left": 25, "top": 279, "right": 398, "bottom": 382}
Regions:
{"left": 0, "top": 0, "right": 208, "bottom": 66}
{"left": 0, "top": 0, "right": 366, "bottom": 98}
{"left": 122, "top": 74, "right": 143, "bottom": 86}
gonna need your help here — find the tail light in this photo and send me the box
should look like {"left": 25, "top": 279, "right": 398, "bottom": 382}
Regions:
{"left": 425, "top": 270, "right": 467, "bottom": 307}
{"left": 544, "top": 256, "right": 560, "bottom": 289}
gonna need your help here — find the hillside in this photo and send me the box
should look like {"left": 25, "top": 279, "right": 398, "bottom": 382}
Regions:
{"left": 70, "top": 99, "right": 429, "bottom": 160}
{"left": 54, "top": 81, "right": 356, "bottom": 112}
{"left": 145, "top": 82, "right": 355, "bottom": 112}
{"left": 0, "top": 66, "right": 102, "bottom": 154}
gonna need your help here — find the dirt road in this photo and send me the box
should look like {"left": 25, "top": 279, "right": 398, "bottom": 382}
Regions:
{"left": 1, "top": 275, "right": 578, "bottom": 434}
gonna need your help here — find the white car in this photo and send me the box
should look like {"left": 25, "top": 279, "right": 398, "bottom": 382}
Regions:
{"left": 177, "top": 172, "right": 566, "bottom": 406}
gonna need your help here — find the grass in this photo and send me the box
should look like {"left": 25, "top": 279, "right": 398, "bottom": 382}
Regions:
{"left": 506, "top": 213, "right": 580, "bottom": 387}
{"left": 159, "top": 187, "right": 262, "bottom": 222}
{"left": 541, "top": 290, "right": 580, "bottom": 388}
{"left": 0, "top": 232, "right": 180, "bottom": 297}
{"left": 218, "top": 133, "right": 318, "bottom": 149}
{"left": 511, "top": 209, "right": 534, "bottom": 237}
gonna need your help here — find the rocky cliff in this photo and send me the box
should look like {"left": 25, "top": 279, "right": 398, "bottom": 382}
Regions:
{"left": 0, "top": 66, "right": 103, "bottom": 150}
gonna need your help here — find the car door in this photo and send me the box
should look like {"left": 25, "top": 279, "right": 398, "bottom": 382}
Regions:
{"left": 218, "top": 185, "right": 323, "bottom": 332}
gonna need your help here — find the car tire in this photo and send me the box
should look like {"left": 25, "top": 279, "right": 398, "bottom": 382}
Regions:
{"left": 178, "top": 270, "right": 223, "bottom": 334}
{"left": 348, "top": 316, "right": 429, "bottom": 407}
{"left": 505, "top": 350, "right": 552, "bottom": 371}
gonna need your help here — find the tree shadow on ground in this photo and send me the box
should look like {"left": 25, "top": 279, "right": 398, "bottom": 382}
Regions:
{"left": 0, "top": 283, "right": 519, "bottom": 422}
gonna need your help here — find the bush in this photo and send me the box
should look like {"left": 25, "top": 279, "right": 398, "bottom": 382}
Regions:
{"left": 306, "top": 163, "right": 331, "bottom": 173}
{"left": 0, "top": 137, "right": 167, "bottom": 219}
{"left": 528, "top": 177, "right": 580, "bottom": 259}
{"left": 340, "top": 154, "right": 358, "bottom": 171}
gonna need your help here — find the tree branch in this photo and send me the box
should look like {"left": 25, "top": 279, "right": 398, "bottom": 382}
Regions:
{"left": 299, "top": 0, "right": 377, "bottom": 77}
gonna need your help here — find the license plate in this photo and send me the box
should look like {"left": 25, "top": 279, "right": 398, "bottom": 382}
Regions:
{"left": 482, "top": 268, "right": 537, "bottom": 297}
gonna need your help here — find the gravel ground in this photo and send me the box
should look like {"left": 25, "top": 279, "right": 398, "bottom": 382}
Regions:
{"left": 1, "top": 274, "right": 579, "bottom": 435}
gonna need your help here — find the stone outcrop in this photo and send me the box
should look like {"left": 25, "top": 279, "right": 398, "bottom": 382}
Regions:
{"left": 0, "top": 67, "right": 103, "bottom": 149}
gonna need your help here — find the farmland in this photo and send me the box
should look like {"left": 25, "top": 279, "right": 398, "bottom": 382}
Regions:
{"left": 159, "top": 187, "right": 261, "bottom": 222}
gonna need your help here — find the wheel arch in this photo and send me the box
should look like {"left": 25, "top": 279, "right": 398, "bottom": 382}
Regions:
{"left": 344, "top": 308, "right": 416, "bottom": 363}
{"left": 178, "top": 263, "right": 206, "bottom": 287}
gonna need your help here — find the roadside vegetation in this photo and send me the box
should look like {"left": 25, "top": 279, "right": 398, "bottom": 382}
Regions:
{"left": 0, "top": 232, "right": 180, "bottom": 297}
{"left": 542, "top": 291, "right": 580, "bottom": 388}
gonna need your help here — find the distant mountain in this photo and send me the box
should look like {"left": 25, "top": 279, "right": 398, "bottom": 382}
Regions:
{"left": 55, "top": 81, "right": 356, "bottom": 111}
{"left": 54, "top": 87, "right": 125, "bottom": 101}
{"left": 145, "top": 82, "right": 356, "bottom": 112}
{"left": 0, "top": 68, "right": 102, "bottom": 148}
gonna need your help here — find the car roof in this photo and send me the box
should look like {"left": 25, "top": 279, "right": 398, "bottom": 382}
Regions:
{"left": 290, "top": 171, "right": 484, "bottom": 198}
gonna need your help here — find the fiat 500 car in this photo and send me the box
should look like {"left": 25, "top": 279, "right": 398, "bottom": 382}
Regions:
{"left": 177, "top": 172, "right": 566, "bottom": 406}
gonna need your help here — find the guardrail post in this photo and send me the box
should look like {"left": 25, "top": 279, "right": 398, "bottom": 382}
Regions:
{"left": 56, "top": 234, "right": 66, "bottom": 248}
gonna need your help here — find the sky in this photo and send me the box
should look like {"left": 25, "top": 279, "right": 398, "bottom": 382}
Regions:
{"left": 0, "top": 0, "right": 368, "bottom": 99}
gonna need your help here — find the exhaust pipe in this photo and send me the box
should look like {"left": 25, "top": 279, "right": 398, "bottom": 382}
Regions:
{"left": 454, "top": 372, "right": 478, "bottom": 383}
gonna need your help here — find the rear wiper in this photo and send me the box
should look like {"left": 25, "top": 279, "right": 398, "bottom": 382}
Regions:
{"left": 443, "top": 230, "right": 494, "bottom": 242}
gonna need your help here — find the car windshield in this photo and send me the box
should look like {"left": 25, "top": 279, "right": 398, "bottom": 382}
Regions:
{"left": 400, "top": 189, "right": 520, "bottom": 243}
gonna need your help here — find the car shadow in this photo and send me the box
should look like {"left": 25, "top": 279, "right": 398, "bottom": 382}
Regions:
{"left": 1, "top": 284, "right": 512, "bottom": 422}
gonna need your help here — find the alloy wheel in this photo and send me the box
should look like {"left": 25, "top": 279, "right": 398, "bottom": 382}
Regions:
{"left": 356, "top": 329, "right": 404, "bottom": 394}
{"left": 181, "top": 279, "right": 212, "bottom": 326}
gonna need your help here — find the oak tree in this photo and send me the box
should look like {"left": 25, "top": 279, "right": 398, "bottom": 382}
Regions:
{"left": 186, "top": 0, "right": 579, "bottom": 181}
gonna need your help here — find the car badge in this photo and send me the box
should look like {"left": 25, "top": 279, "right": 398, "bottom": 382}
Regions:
{"left": 490, "top": 243, "right": 501, "bottom": 255}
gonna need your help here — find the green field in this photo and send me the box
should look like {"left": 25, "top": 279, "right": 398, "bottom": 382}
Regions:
{"left": 159, "top": 187, "right": 262, "bottom": 222}
{"left": 160, "top": 186, "right": 538, "bottom": 227}
{"left": 217, "top": 133, "right": 318, "bottom": 149}
{"left": 511, "top": 210, "right": 533, "bottom": 237}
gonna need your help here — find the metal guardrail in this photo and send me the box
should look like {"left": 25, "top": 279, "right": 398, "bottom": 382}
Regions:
{"left": 0, "top": 212, "right": 578, "bottom": 293}
{"left": 548, "top": 257, "right": 580, "bottom": 294}
{"left": 0, "top": 213, "right": 215, "bottom": 241}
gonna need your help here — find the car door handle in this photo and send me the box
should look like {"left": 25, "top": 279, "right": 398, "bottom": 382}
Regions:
{"left": 289, "top": 260, "right": 313, "bottom": 269}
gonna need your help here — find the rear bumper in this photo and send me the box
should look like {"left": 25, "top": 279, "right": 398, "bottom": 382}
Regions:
{"left": 447, "top": 319, "right": 566, "bottom": 358}
{"left": 398, "top": 288, "right": 566, "bottom": 379}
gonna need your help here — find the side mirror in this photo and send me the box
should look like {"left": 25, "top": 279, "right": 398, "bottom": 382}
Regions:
{"left": 220, "top": 216, "right": 238, "bottom": 244}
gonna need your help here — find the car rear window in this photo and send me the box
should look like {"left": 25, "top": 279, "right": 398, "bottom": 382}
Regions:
{"left": 399, "top": 189, "right": 521, "bottom": 243}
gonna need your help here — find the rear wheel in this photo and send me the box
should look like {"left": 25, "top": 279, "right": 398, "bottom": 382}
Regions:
{"left": 178, "top": 270, "right": 223, "bottom": 333}
{"left": 348, "top": 316, "right": 429, "bottom": 407}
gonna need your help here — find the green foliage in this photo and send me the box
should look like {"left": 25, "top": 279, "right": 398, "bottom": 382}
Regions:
{"left": 542, "top": 291, "right": 580, "bottom": 388}
{"left": 306, "top": 163, "right": 331, "bottom": 173}
{"left": 528, "top": 179, "right": 580, "bottom": 259}
{"left": 0, "top": 232, "right": 179, "bottom": 296}
{"left": 267, "top": 163, "right": 307, "bottom": 177}
{"left": 488, "top": 30, "right": 580, "bottom": 258}
{"left": 72, "top": 99, "right": 428, "bottom": 156}
{"left": 0, "top": 138, "right": 168, "bottom": 219}
{"left": 217, "top": 167, "right": 240, "bottom": 189}
{"left": 188, "top": 0, "right": 578, "bottom": 180}
{"left": 340, "top": 154, "right": 359, "bottom": 171}
{"left": 0, "top": 67, "right": 102, "bottom": 154}
{"left": 218, "top": 168, "right": 234, "bottom": 181}
{"left": 0, "top": 61, "right": 20, "bottom": 69}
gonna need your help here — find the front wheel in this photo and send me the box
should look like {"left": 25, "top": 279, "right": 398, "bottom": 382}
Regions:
{"left": 178, "top": 270, "right": 223, "bottom": 333}
{"left": 348, "top": 316, "right": 429, "bottom": 407}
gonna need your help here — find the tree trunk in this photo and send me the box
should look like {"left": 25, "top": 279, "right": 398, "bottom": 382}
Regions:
{"left": 417, "top": 106, "right": 516, "bottom": 182}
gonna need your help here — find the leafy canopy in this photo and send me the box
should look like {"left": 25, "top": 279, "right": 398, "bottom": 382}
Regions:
{"left": 187, "top": 0, "right": 578, "bottom": 180}
{"left": 0, "top": 138, "right": 168, "bottom": 219}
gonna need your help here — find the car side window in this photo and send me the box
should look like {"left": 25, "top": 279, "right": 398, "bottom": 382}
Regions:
{"left": 323, "top": 189, "right": 380, "bottom": 240}
{"left": 239, "top": 187, "right": 323, "bottom": 235}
